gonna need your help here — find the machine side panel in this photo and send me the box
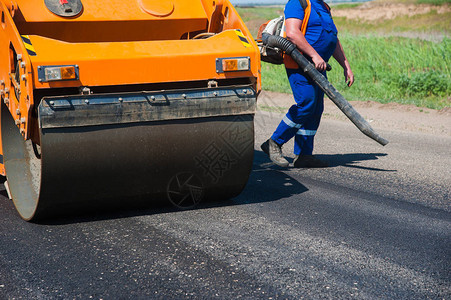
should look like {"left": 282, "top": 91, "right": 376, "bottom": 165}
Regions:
{"left": 0, "top": 2, "right": 34, "bottom": 140}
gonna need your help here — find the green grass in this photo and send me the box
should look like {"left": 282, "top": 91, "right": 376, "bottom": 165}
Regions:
{"left": 376, "top": 0, "right": 450, "bottom": 4}
{"left": 262, "top": 35, "right": 451, "bottom": 109}
{"left": 237, "top": 3, "right": 451, "bottom": 36}
{"left": 236, "top": 6, "right": 284, "bottom": 37}
{"left": 236, "top": 6, "right": 283, "bottom": 23}
{"left": 333, "top": 10, "right": 451, "bottom": 35}
{"left": 416, "top": 0, "right": 451, "bottom": 4}
{"left": 237, "top": 3, "right": 451, "bottom": 109}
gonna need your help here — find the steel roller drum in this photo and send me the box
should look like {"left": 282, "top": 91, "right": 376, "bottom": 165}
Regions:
{"left": 2, "top": 86, "right": 256, "bottom": 221}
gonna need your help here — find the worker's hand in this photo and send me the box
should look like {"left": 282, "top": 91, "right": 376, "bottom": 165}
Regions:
{"left": 344, "top": 66, "right": 354, "bottom": 87}
{"left": 312, "top": 54, "right": 327, "bottom": 72}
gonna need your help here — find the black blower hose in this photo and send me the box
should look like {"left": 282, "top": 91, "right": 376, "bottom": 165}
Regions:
{"left": 262, "top": 33, "right": 389, "bottom": 146}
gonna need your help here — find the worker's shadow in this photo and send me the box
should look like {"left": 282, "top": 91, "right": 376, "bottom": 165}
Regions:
{"left": 34, "top": 151, "right": 390, "bottom": 225}
{"left": 228, "top": 151, "right": 309, "bottom": 206}
{"left": 229, "top": 150, "right": 394, "bottom": 206}
{"left": 303, "top": 152, "right": 394, "bottom": 172}
{"left": 253, "top": 150, "right": 391, "bottom": 170}
{"left": 36, "top": 151, "right": 308, "bottom": 225}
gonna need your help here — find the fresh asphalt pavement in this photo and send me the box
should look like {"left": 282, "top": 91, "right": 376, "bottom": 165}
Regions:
{"left": 0, "top": 111, "right": 450, "bottom": 299}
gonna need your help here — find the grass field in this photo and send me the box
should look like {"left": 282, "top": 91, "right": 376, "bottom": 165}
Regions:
{"left": 237, "top": 1, "right": 451, "bottom": 109}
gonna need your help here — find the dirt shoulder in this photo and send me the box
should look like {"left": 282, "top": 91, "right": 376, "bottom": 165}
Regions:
{"left": 258, "top": 91, "right": 451, "bottom": 136}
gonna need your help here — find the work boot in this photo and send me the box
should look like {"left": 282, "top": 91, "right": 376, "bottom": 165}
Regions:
{"left": 293, "top": 155, "right": 329, "bottom": 168}
{"left": 260, "top": 139, "right": 269, "bottom": 155}
{"left": 261, "top": 139, "right": 289, "bottom": 167}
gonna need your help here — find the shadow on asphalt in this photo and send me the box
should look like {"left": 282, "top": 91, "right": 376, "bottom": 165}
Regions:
{"left": 33, "top": 151, "right": 307, "bottom": 225}
{"left": 257, "top": 147, "right": 393, "bottom": 172}
{"left": 7, "top": 151, "right": 391, "bottom": 225}
{"left": 314, "top": 153, "right": 395, "bottom": 172}
{"left": 230, "top": 150, "right": 309, "bottom": 206}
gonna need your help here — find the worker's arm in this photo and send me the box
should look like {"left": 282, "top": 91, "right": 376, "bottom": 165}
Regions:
{"left": 285, "top": 18, "right": 327, "bottom": 72}
{"left": 332, "top": 38, "right": 354, "bottom": 87}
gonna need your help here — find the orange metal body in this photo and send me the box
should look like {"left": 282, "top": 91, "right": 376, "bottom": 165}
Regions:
{"left": 0, "top": 0, "right": 261, "bottom": 176}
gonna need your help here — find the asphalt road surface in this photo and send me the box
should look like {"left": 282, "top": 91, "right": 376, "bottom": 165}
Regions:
{"left": 1, "top": 111, "right": 450, "bottom": 299}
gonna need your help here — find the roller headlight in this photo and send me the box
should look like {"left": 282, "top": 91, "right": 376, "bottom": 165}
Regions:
{"left": 38, "top": 65, "right": 79, "bottom": 82}
{"left": 216, "top": 57, "right": 250, "bottom": 73}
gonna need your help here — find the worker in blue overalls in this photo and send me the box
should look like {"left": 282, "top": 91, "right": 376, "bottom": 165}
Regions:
{"left": 261, "top": 0, "right": 354, "bottom": 168}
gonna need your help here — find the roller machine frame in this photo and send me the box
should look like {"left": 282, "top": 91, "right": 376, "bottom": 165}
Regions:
{"left": 0, "top": 0, "right": 261, "bottom": 220}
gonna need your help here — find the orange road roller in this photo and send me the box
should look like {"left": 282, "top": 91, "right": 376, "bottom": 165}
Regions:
{"left": 0, "top": 0, "right": 261, "bottom": 220}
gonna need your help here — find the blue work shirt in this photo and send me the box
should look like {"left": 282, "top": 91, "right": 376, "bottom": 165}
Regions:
{"left": 284, "top": 0, "right": 338, "bottom": 61}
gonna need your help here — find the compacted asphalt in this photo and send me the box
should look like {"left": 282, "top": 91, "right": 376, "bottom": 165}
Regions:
{"left": 0, "top": 111, "right": 450, "bottom": 299}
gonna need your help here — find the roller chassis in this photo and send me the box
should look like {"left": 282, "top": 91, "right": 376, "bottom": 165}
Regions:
{"left": 0, "top": 0, "right": 261, "bottom": 220}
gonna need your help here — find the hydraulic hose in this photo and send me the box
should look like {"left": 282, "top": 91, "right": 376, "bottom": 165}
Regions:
{"left": 262, "top": 33, "right": 389, "bottom": 146}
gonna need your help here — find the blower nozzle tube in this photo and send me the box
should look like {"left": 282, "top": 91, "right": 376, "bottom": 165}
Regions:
{"left": 262, "top": 33, "right": 388, "bottom": 146}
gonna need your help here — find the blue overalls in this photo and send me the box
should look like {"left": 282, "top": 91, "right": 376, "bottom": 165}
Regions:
{"left": 271, "top": 0, "right": 338, "bottom": 155}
